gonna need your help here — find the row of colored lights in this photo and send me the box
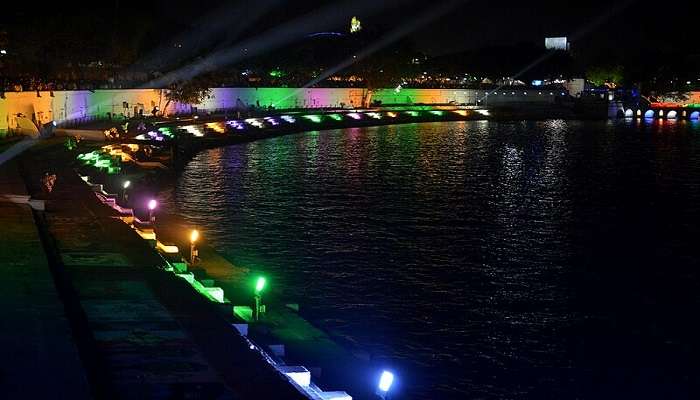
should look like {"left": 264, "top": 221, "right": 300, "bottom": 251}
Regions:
{"left": 134, "top": 109, "right": 476, "bottom": 141}
{"left": 83, "top": 170, "right": 398, "bottom": 399}
{"left": 76, "top": 150, "right": 122, "bottom": 174}
{"left": 627, "top": 109, "right": 700, "bottom": 119}
{"left": 650, "top": 102, "right": 700, "bottom": 109}
{"left": 225, "top": 110, "right": 471, "bottom": 128}
{"left": 113, "top": 194, "right": 383, "bottom": 398}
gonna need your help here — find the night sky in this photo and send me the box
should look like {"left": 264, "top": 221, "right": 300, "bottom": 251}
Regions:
{"left": 152, "top": 0, "right": 700, "bottom": 56}
{"left": 4, "top": 1, "right": 698, "bottom": 54}
{"left": 2, "top": 0, "right": 698, "bottom": 70}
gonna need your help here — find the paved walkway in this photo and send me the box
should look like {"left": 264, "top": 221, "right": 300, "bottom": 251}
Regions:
{"left": 16, "top": 140, "right": 309, "bottom": 399}
{"left": 0, "top": 157, "right": 91, "bottom": 399}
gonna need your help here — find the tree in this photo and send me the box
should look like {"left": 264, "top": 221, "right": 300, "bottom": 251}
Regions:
{"left": 162, "top": 79, "right": 212, "bottom": 115}
{"left": 586, "top": 65, "right": 624, "bottom": 87}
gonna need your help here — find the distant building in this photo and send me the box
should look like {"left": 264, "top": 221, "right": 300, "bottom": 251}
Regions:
{"left": 350, "top": 16, "right": 362, "bottom": 33}
{"left": 545, "top": 37, "right": 570, "bottom": 51}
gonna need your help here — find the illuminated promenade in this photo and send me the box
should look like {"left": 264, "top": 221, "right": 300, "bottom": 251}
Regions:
{"left": 0, "top": 141, "right": 314, "bottom": 399}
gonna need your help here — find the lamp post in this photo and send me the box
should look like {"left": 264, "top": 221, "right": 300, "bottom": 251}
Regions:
{"left": 122, "top": 180, "right": 130, "bottom": 203}
{"left": 254, "top": 276, "right": 266, "bottom": 321}
{"left": 190, "top": 229, "right": 199, "bottom": 265}
{"left": 147, "top": 199, "right": 157, "bottom": 224}
{"left": 376, "top": 370, "right": 394, "bottom": 400}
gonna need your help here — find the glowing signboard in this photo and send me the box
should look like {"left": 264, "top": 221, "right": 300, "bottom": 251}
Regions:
{"left": 545, "top": 37, "right": 569, "bottom": 51}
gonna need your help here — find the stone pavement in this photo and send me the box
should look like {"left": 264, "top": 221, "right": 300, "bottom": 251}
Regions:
{"left": 14, "top": 140, "right": 309, "bottom": 399}
{"left": 0, "top": 157, "right": 91, "bottom": 399}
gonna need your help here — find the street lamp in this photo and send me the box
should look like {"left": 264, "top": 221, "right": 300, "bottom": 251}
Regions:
{"left": 147, "top": 199, "right": 157, "bottom": 224}
{"left": 254, "top": 276, "right": 266, "bottom": 321}
{"left": 122, "top": 180, "right": 130, "bottom": 202}
{"left": 376, "top": 370, "right": 394, "bottom": 399}
{"left": 190, "top": 229, "right": 199, "bottom": 265}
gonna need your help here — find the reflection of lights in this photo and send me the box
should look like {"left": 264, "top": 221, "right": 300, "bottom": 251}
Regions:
{"left": 476, "top": 109, "right": 490, "bottom": 116}
{"left": 281, "top": 115, "right": 296, "bottom": 123}
{"left": 430, "top": 110, "right": 444, "bottom": 116}
{"left": 347, "top": 112, "right": 362, "bottom": 120}
{"left": 366, "top": 112, "right": 382, "bottom": 119}
{"left": 387, "top": 112, "right": 397, "bottom": 118}
{"left": 303, "top": 115, "right": 322, "bottom": 123}
{"left": 406, "top": 111, "right": 419, "bottom": 117}
{"left": 328, "top": 114, "right": 343, "bottom": 121}
{"left": 453, "top": 110, "right": 468, "bottom": 116}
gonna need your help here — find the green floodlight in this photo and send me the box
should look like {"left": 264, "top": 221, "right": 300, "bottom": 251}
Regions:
{"left": 255, "top": 277, "right": 266, "bottom": 294}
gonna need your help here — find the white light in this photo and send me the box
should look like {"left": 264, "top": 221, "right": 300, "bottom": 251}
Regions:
{"left": 123, "top": 180, "right": 131, "bottom": 189}
{"left": 52, "top": 120, "right": 57, "bottom": 126}
{"left": 378, "top": 371, "right": 394, "bottom": 392}
{"left": 0, "top": 49, "right": 6, "bottom": 55}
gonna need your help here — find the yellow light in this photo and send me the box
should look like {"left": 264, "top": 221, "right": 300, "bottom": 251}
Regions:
{"left": 190, "top": 229, "right": 199, "bottom": 243}
{"left": 206, "top": 122, "right": 226, "bottom": 134}
{"left": 157, "top": 241, "right": 179, "bottom": 254}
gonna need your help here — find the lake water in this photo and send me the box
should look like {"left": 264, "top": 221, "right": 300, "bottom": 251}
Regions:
{"left": 161, "top": 120, "right": 700, "bottom": 399}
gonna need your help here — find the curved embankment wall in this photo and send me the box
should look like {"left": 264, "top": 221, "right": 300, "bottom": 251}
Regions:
{"left": 0, "top": 87, "right": 564, "bottom": 136}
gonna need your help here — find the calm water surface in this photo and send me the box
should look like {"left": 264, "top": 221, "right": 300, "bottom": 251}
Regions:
{"left": 160, "top": 120, "right": 700, "bottom": 399}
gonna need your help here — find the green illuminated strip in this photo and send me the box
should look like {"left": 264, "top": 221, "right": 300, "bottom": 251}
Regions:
{"left": 303, "top": 115, "right": 322, "bottom": 123}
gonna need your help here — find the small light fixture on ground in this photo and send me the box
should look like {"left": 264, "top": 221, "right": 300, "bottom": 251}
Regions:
{"left": 376, "top": 370, "right": 394, "bottom": 399}
{"left": 122, "top": 180, "right": 130, "bottom": 202}
{"left": 148, "top": 199, "right": 157, "bottom": 224}
{"left": 190, "top": 229, "right": 199, "bottom": 264}
{"left": 254, "top": 276, "right": 266, "bottom": 321}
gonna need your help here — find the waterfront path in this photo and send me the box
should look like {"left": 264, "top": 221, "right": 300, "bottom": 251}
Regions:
{"left": 0, "top": 156, "right": 91, "bottom": 399}
{"left": 14, "top": 140, "right": 309, "bottom": 399}
{"left": 154, "top": 215, "right": 378, "bottom": 399}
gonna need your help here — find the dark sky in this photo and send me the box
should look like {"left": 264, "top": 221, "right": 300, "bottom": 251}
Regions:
{"left": 3, "top": 0, "right": 698, "bottom": 57}
{"left": 149, "top": 0, "right": 698, "bottom": 55}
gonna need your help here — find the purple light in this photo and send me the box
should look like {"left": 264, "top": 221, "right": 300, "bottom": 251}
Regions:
{"left": 347, "top": 112, "right": 362, "bottom": 120}
{"left": 148, "top": 199, "right": 157, "bottom": 210}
